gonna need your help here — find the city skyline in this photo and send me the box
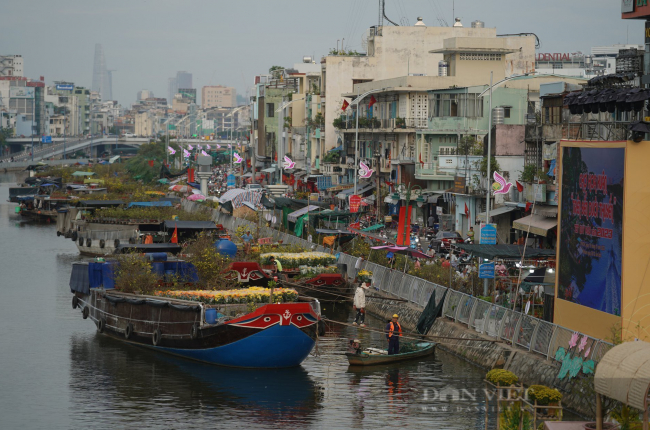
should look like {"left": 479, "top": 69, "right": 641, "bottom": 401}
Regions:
{"left": 0, "top": 0, "right": 643, "bottom": 106}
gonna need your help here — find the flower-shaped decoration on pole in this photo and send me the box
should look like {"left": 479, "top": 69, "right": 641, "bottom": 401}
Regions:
{"left": 283, "top": 156, "right": 295, "bottom": 169}
{"left": 216, "top": 144, "right": 221, "bottom": 149}
{"left": 206, "top": 144, "right": 211, "bottom": 150}
{"left": 233, "top": 153, "right": 243, "bottom": 164}
{"left": 201, "top": 150, "right": 209, "bottom": 157}
{"left": 492, "top": 171, "right": 513, "bottom": 194}
{"left": 568, "top": 332, "right": 579, "bottom": 349}
{"left": 578, "top": 335, "right": 588, "bottom": 352}
{"left": 168, "top": 147, "right": 176, "bottom": 155}
{"left": 188, "top": 144, "right": 194, "bottom": 151}
{"left": 183, "top": 149, "right": 191, "bottom": 158}
{"left": 359, "top": 161, "right": 374, "bottom": 179}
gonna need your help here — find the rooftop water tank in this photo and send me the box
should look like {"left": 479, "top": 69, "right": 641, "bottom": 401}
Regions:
{"left": 303, "top": 56, "right": 312, "bottom": 63}
{"left": 438, "top": 61, "right": 449, "bottom": 77}
{"left": 471, "top": 20, "right": 484, "bottom": 28}
{"left": 415, "top": 17, "right": 426, "bottom": 27}
{"left": 492, "top": 107, "right": 505, "bottom": 125}
{"left": 453, "top": 18, "right": 463, "bottom": 27}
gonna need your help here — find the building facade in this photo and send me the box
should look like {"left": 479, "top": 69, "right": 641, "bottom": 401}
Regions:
{"left": 202, "top": 86, "right": 237, "bottom": 109}
{"left": 0, "top": 55, "right": 23, "bottom": 77}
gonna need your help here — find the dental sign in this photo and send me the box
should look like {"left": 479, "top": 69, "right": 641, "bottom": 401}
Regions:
{"left": 536, "top": 53, "right": 584, "bottom": 62}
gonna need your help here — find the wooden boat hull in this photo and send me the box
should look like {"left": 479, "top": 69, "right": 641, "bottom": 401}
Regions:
{"left": 75, "top": 290, "right": 319, "bottom": 368}
{"left": 346, "top": 342, "right": 436, "bottom": 366}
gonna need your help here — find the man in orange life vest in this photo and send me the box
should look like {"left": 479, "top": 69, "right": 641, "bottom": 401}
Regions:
{"left": 385, "top": 314, "right": 402, "bottom": 355}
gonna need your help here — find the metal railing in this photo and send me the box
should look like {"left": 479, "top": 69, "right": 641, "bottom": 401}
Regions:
{"left": 198, "top": 204, "right": 614, "bottom": 365}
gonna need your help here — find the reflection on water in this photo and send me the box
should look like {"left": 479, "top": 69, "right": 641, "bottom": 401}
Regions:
{"left": 0, "top": 181, "right": 498, "bottom": 429}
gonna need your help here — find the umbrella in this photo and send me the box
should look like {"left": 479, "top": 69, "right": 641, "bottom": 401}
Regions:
{"left": 191, "top": 188, "right": 203, "bottom": 195}
{"left": 187, "top": 194, "right": 206, "bottom": 201}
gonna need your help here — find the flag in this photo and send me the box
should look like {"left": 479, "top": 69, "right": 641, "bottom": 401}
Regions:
{"left": 171, "top": 224, "right": 178, "bottom": 243}
{"left": 341, "top": 99, "right": 349, "bottom": 111}
{"left": 368, "top": 95, "right": 377, "bottom": 107}
{"left": 419, "top": 152, "right": 424, "bottom": 167}
{"left": 525, "top": 202, "right": 532, "bottom": 212}
{"left": 148, "top": 160, "right": 154, "bottom": 167}
{"left": 516, "top": 180, "right": 524, "bottom": 193}
{"left": 465, "top": 202, "right": 470, "bottom": 218}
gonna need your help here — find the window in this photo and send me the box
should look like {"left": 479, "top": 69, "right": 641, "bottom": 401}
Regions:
{"left": 503, "top": 107, "right": 511, "bottom": 118}
{"left": 459, "top": 53, "right": 502, "bottom": 61}
{"left": 266, "top": 103, "right": 274, "bottom": 117}
{"left": 430, "top": 93, "right": 483, "bottom": 118}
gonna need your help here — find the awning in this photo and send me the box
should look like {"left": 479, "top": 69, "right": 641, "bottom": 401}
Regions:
{"left": 595, "top": 341, "right": 650, "bottom": 411}
{"left": 76, "top": 200, "right": 124, "bottom": 207}
{"left": 534, "top": 205, "right": 558, "bottom": 218}
{"left": 315, "top": 228, "right": 349, "bottom": 235}
{"left": 328, "top": 184, "right": 354, "bottom": 192}
{"left": 109, "top": 155, "right": 121, "bottom": 164}
{"left": 328, "top": 145, "right": 343, "bottom": 152}
{"left": 512, "top": 214, "right": 558, "bottom": 237}
{"left": 337, "top": 183, "right": 375, "bottom": 200}
{"left": 261, "top": 167, "right": 276, "bottom": 173}
{"left": 287, "top": 205, "right": 320, "bottom": 223}
{"left": 294, "top": 171, "right": 308, "bottom": 179}
{"left": 242, "top": 172, "right": 253, "bottom": 178}
{"left": 477, "top": 206, "right": 518, "bottom": 222}
{"left": 453, "top": 244, "right": 556, "bottom": 260}
{"left": 362, "top": 223, "right": 385, "bottom": 232}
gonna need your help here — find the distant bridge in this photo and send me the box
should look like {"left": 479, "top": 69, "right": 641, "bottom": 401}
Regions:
{"left": 1, "top": 136, "right": 238, "bottom": 164}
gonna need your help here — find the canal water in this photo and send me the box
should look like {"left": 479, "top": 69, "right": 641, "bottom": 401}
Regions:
{"left": 0, "top": 176, "right": 497, "bottom": 429}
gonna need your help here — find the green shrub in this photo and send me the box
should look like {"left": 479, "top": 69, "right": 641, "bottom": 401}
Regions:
{"left": 486, "top": 369, "right": 519, "bottom": 386}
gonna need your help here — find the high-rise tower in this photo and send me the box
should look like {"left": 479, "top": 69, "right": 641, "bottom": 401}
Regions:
{"left": 92, "top": 44, "right": 113, "bottom": 100}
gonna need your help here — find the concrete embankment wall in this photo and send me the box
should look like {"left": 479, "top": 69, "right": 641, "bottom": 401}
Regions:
{"left": 365, "top": 289, "right": 592, "bottom": 418}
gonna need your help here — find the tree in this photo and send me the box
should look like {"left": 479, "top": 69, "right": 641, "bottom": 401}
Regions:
{"left": 458, "top": 136, "right": 483, "bottom": 156}
{"left": 0, "top": 127, "right": 13, "bottom": 147}
{"left": 269, "top": 65, "right": 284, "bottom": 80}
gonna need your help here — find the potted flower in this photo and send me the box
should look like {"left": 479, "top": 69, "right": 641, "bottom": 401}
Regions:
{"left": 395, "top": 117, "right": 406, "bottom": 129}
{"left": 356, "top": 269, "right": 373, "bottom": 284}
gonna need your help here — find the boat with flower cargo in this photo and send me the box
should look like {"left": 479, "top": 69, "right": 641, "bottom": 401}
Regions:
{"left": 69, "top": 258, "right": 322, "bottom": 368}
{"left": 223, "top": 251, "right": 350, "bottom": 299}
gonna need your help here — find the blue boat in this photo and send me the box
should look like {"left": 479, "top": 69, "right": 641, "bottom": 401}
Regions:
{"left": 69, "top": 261, "right": 321, "bottom": 368}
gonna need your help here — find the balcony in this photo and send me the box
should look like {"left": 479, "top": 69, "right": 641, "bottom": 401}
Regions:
{"left": 337, "top": 117, "right": 428, "bottom": 131}
{"left": 415, "top": 163, "right": 455, "bottom": 180}
{"left": 321, "top": 163, "right": 344, "bottom": 176}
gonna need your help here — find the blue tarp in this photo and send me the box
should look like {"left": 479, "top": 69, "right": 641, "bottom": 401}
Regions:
{"left": 127, "top": 201, "right": 172, "bottom": 208}
{"left": 328, "top": 145, "right": 343, "bottom": 152}
{"left": 80, "top": 260, "right": 199, "bottom": 291}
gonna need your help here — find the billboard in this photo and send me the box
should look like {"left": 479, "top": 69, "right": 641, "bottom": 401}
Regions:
{"left": 9, "top": 87, "right": 35, "bottom": 99}
{"left": 56, "top": 84, "right": 74, "bottom": 91}
{"left": 557, "top": 146, "right": 624, "bottom": 316}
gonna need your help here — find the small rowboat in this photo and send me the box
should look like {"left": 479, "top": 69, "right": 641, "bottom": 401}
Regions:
{"left": 346, "top": 342, "right": 436, "bottom": 366}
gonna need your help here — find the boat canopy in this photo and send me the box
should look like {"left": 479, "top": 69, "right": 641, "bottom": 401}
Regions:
{"left": 127, "top": 201, "right": 172, "bottom": 208}
{"left": 114, "top": 243, "right": 182, "bottom": 254}
{"left": 163, "top": 220, "right": 219, "bottom": 231}
{"left": 75, "top": 200, "right": 124, "bottom": 208}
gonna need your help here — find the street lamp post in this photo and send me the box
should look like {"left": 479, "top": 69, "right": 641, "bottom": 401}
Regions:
{"left": 227, "top": 105, "right": 247, "bottom": 177}
{"left": 275, "top": 97, "right": 305, "bottom": 185}
{"left": 350, "top": 88, "right": 388, "bottom": 196}
{"left": 475, "top": 72, "right": 532, "bottom": 295}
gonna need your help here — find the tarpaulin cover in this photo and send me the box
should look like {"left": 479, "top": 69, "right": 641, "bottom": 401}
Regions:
{"left": 219, "top": 189, "right": 262, "bottom": 209}
{"left": 163, "top": 220, "right": 218, "bottom": 231}
{"left": 69, "top": 263, "right": 90, "bottom": 295}
{"left": 416, "top": 289, "right": 446, "bottom": 335}
{"left": 76, "top": 200, "right": 124, "bottom": 207}
{"left": 362, "top": 223, "right": 385, "bottom": 232}
{"left": 315, "top": 229, "right": 350, "bottom": 235}
{"left": 127, "top": 201, "right": 172, "bottom": 208}
{"left": 72, "top": 171, "right": 96, "bottom": 177}
{"left": 453, "top": 244, "right": 556, "bottom": 260}
{"left": 88, "top": 262, "right": 104, "bottom": 289}
{"left": 287, "top": 205, "right": 320, "bottom": 223}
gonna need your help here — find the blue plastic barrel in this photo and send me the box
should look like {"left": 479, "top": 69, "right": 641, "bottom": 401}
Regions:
{"left": 151, "top": 262, "right": 165, "bottom": 276}
{"left": 145, "top": 252, "right": 168, "bottom": 262}
{"left": 214, "top": 239, "right": 237, "bottom": 258}
{"left": 205, "top": 309, "right": 217, "bottom": 324}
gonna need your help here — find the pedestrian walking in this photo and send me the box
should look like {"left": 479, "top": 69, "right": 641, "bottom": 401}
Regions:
{"left": 242, "top": 230, "right": 253, "bottom": 254}
{"left": 352, "top": 282, "right": 369, "bottom": 327}
{"left": 354, "top": 254, "right": 365, "bottom": 277}
{"left": 385, "top": 314, "right": 402, "bottom": 355}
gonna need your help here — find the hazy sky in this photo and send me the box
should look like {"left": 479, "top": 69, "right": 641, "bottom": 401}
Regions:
{"left": 1, "top": 0, "right": 643, "bottom": 107}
